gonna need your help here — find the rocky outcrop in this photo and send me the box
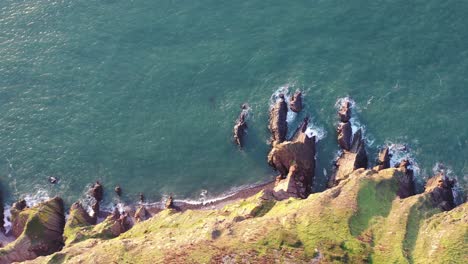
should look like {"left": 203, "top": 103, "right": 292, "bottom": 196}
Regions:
{"left": 268, "top": 118, "right": 316, "bottom": 199}
{"left": 338, "top": 100, "right": 351, "bottom": 122}
{"left": 0, "top": 197, "right": 65, "bottom": 263}
{"left": 289, "top": 91, "right": 303, "bottom": 113}
{"left": 330, "top": 128, "right": 368, "bottom": 186}
{"left": 268, "top": 94, "right": 288, "bottom": 145}
{"left": 233, "top": 104, "right": 248, "bottom": 147}
{"left": 63, "top": 202, "right": 94, "bottom": 245}
{"left": 9, "top": 199, "right": 28, "bottom": 238}
{"left": 134, "top": 205, "right": 149, "bottom": 223}
{"left": 88, "top": 181, "right": 103, "bottom": 223}
{"left": 165, "top": 195, "right": 175, "bottom": 209}
{"left": 337, "top": 122, "right": 352, "bottom": 151}
{"left": 396, "top": 159, "right": 415, "bottom": 198}
{"left": 425, "top": 173, "right": 457, "bottom": 211}
{"left": 373, "top": 147, "right": 390, "bottom": 171}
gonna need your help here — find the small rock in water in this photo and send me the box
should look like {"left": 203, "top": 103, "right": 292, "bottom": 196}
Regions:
{"left": 139, "top": 193, "right": 145, "bottom": 203}
{"left": 48, "top": 176, "right": 59, "bottom": 184}
{"left": 114, "top": 185, "right": 122, "bottom": 196}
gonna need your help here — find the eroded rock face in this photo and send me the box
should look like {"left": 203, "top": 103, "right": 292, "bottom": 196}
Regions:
{"left": 330, "top": 131, "right": 368, "bottom": 186}
{"left": 337, "top": 122, "right": 352, "bottom": 151}
{"left": 9, "top": 199, "right": 28, "bottom": 238}
{"left": 233, "top": 105, "right": 248, "bottom": 147}
{"left": 0, "top": 197, "right": 65, "bottom": 263}
{"left": 396, "top": 159, "right": 415, "bottom": 198}
{"left": 373, "top": 147, "right": 390, "bottom": 171}
{"left": 90, "top": 181, "right": 103, "bottom": 202}
{"left": 338, "top": 101, "right": 351, "bottom": 122}
{"left": 268, "top": 94, "right": 288, "bottom": 145}
{"left": 134, "top": 206, "right": 149, "bottom": 223}
{"left": 289, "top": 91, "right": 303, "bottom": 113}
{"left": 66, "top": 202, "right": 94, "bottom": 229}
{"left": 268, "top": 118, "right": 316, "bottom": 199}
{"left": 165, "top": 195, "right": 175, "bottom": 209}
{"left": 425, "top": 174, "right": 456, "bottom": 211}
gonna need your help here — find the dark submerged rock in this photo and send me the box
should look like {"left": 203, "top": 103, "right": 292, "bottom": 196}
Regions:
{"left": 268, "top": 94, "right": 288, "bottom": 145}
{"left": 289, "top": 90, "right": 303, "bottom": 113}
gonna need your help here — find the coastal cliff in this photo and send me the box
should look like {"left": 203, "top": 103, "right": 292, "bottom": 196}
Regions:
{"left": 0, "top": 94, "right": 465, "bottom": 263}
{"left": 15, "top": 168, "right": 466, "bottom": 264}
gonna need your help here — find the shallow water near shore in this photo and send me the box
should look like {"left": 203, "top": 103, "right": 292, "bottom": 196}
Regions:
{"left": 0, "top": 0, "right": 467, "bottom": 206}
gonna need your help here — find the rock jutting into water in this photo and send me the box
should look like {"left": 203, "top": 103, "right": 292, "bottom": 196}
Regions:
{"left": 373, "top": 147, "right": 390, "bottom": 171}
{"left": 396, "top": 159, "right": 416, "bottom": 198}
{"left": 233, "top": 103, "right": 249, "bottom": 147}
{"left": 425, "top": 173, "right": 457, "bottom": 211}
{"left": 268, "top": 94, "right": 288, "bottom": 145}
{"left": 268, "top": 117, "right": 316, "bottom": 199}
{"left": 165, "top": 195, "right": 175, "bottom": 209}
{"left": 329, "top": 100, "right": 368, "bottom": 186}
{"left": 0, "top": 197, "right": 65, "bottom": 263}
{"left": 289, "top": 90, "right": 303, "bottom": 113}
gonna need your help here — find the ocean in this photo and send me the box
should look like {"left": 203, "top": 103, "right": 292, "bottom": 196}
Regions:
{"left": 0, "top": 0, "right": 466, "bottom": 206}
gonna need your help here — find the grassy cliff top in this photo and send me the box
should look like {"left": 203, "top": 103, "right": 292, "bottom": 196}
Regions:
{"left": 27, "top": 168, "right": 467, "bottom": 264}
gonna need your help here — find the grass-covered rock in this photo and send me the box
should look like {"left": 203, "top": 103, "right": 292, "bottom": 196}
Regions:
{"left": 25, "top": 169, "right": 466, "bottom": 263}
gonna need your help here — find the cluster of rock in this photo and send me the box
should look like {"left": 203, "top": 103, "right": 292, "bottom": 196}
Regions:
{"left": 266, "top": 92, "right": 315, "bottom": 200}
{"left": 329, "top": 100, "right": 368, "bottom": 186}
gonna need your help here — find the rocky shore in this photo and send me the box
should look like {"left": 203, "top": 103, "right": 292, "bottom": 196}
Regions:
{"left": 0, "top": 94, "right": 465, "bottom": 263}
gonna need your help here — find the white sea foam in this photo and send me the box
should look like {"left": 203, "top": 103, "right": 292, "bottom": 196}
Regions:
{"left": 305, "top": 121, "right": 327, "bottom": 142}
{"left": 23, "top": 188, "right": 51, "bottom": 207}
{"left": 385, "top": 143, "right": 421, "bottom": 178}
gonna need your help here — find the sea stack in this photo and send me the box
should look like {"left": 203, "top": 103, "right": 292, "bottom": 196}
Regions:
{"left": 289, "top": 90, "right": 303, "bottom": 113}
{"left": 268, "top": 94, "right": 288, "bottom": 145}
{"left": 233, "top": 103, "right": 248, "bottom": 147}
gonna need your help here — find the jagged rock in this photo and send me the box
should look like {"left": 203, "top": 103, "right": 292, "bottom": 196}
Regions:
{"left": 289, "top": 91, "right": 303, "bottom": 113}
{"left": 268, "top": 94, "right": 288, "bottom": 145}
{"left": 89, "top": 181, "right": 103, "bottom": 202}
{"left": 0, "top": 197, "right": 65, "bottom": 263}
{"left": 139, "top": 193, "right": 145, "bottom": 203}
{"left": 67, "top": 202, "right": 94, "bottom": 228}
{"left": 373, "top": 147, "right": 390, "bottom": 171}
{"left": 134, "top": 205, "right": 149, "bottom": 223}
{"left": 10, "top": 199, "right": 28, "bottom": 238}
{"left": 273, "top": 164, "right": 307, "bottom": 200}
{"left": 425, "top": 174, "right": 456, "bottom": 211}
{"left": 233, "top": 105, "right": 248, "bottom": 147}
{"left": 338, "top": 101, "right": 351, "bottom": 122}
{"left": 396, "top": 159, "right": 415, "bottom": 198}
{"left": 268, "top": 119, "right": 316, "bottom": 197}
{"left": 337, "top": 122, "right": 352, "bottom": 151}
{"left": 63, "top": 202, "right": 94, "bottom": 245}
{"left": 329, "top": 129, "right": 367, "bottom": 186}
{"left": 165, "top": 195, "right": 174, "bottom": 209}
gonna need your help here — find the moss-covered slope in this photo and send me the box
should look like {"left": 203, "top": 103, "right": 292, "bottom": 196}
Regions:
{"left": 27, "top": 169, "right": 466, "bottom": 264}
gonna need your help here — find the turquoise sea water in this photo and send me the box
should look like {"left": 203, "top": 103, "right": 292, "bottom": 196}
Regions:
{"left": 0, "top": 0, "right": 466, "bottom": 205}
